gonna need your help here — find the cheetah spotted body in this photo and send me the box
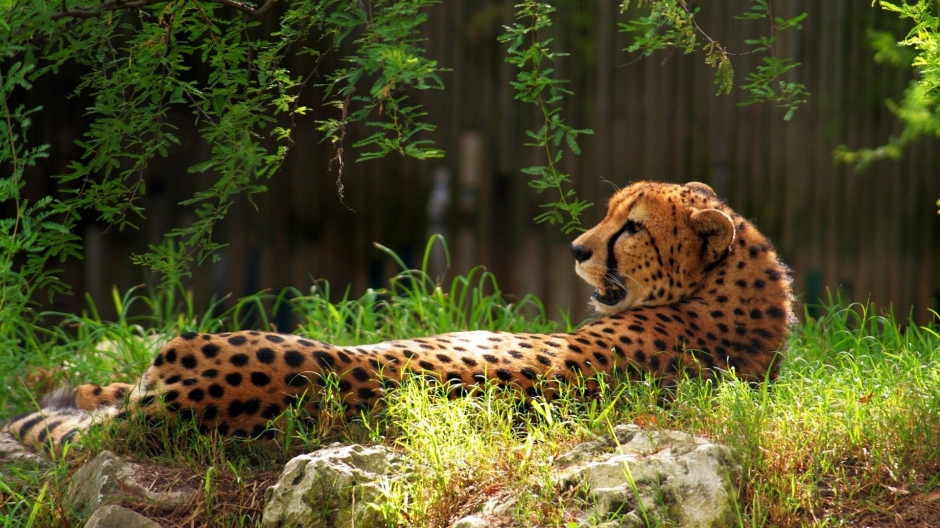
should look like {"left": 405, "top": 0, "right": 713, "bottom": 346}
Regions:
{"left": 5, "top": 181, "right": 794, "bottom": 452}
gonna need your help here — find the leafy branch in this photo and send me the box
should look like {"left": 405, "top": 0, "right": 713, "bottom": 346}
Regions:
{"left": 499, "top": 1, "right": 593, "bottom": 234}
{"left": 620, "top": 0, "right": 809, "bottom": 120}
{"left": 835, "top": 0, "right": 940, "bottom": 214}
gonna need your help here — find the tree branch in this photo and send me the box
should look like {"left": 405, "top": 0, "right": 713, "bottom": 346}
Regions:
{"left": 51, "top": 0, "right": 278, "bottom": 21}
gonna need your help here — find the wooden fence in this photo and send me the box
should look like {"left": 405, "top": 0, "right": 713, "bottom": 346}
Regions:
{"left": 21, "top": 0, "right": 940, "bottom": 326}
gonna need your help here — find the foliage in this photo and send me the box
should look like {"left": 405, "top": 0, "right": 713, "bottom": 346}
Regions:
{"left": 620, "top": 0, "right": 810, "bottom": 121}
{"left": 499, "top": 1, "right": 594, "bottom": 234}
{"left": 0, "top": 1, "right": 812, "bottom": 323}
{"left": 834, "top": 0, "right": 940, "bottom": 213}
{"left": 0, "top": 0, "right": 445, "bottom": 313}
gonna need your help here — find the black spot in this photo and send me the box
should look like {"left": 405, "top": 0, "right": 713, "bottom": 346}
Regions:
{"left": 180, "top": 332, "right": 198, "bottom": 340}
{"left": 446, "top": 372, "right": 464, "bottom": 385}
{"left": 243, "top": 399, "right": 260, "bottom": 416}
{"left": 749, "top": 309, "right": 763, "bottom": 320}
{"left": 228, "top": 400, "right": 245, "bottom": 418}
{"left": 225, "top": 372, "right": 243, "bottom": 387}
{"left": 593, "top": 353, "right": 609, "bottom": 366}
{"left": 153, "top": 353, "right": 164, "bottom": 367}
{"left": 418, "top": 360, "right": 435, "bottom": 371}
{"left": 519, "top": 342, "right": 533, "bottom": 349}
{"left": 285, "top": 373, "right": 309, "bottom": 387}
{"left": 284, "top": 350, "right": 305, "bottom": 368}
{"left": 265, "top": 334, "right": 285, "bottom": 344}
{"left": 419, "top": 344, "right": 435, "bottom": 350}
{"left": 576, "top": 337, "right": 591, "bottom": 345}
{"left": 202, "top": 369, "right": 219, "bottom": 379}
{"left": 520, "top": 367, "right": 537, "bottom": 380}
{"left": 163, "top": 390, "right": 180, "bottom": 403}
{"left": 358, "top": 387, "right": 377, "bottom": 400}
{"left": 619, "top": 335, "right": 633, "bottom": 345}
{"left": 495, "top": 369, "right": 513, "bottom": 382}
{"left": 483, "top": 354, "right": 498, "bottom": 364}
{"left": 228, "top": 335, "right": 247, "bottom": 346}
{"left": 635, "top": 350, "right": 647, "bottom": 363}
{"left": 181, "top": 354, "right": 197, "bottom": 369}
{"left": 182, "top": 378, "right": 198, "bottom": 386}
{"left": 165, "top": 375, "right": 181, "bottom": 385}
{"left": 654, "top": 339, "right": 667, "bottom": 351}
{"left": 436, "top": 353, "right": 453, "bottom": 363}
{"left": 569, "top": 344, "right": 583, "bottom": 354}
{"left": 208, "top": 384, "right": 224, "bottom": 398}
{"left": 735, "top": 279, "right": 747, "bottom": 288}
{"left": 188, "top": 388, "right": 205, "bottom": 402}
{"left": 710, "top": 310, "right": 725, "bottom": 318}
{"left": 716, "top": 295, "right": 728, "bottom": 303}
{"left": 564, "top": 360, "right": 582, "bottom": 373}
{"left": 165, "top": 349, "right": 177, "bottom": 363}
{"left": 336, "top": 351, "right": 352, "bottom": 363}
{"left": 507, "top": 350, "right": 524, "bottom": 359}
{"left": 472, "top": 373, "right": 487, "bottom": 384}
{"left": 202, "top": 405, "right": 218, "bottom": 420}
{"left": 230, "top": 354, "right": 249, "bottom": 367}
{"left": 749, "top": 246, "right": 760, "bottom": 257}
{"left": 655, "top": 313, "right": 672, "bottom": 323}
{"left": 262, "top": 404, "right": 282, "bottom": 419}
{"left": 753, "top": 279, "right": 766, "bottom": 289}
{"left": 649, "top": 356, "right": 661, "bottom": 370}
{"left": 216, "top": 423, "right": 229, "bottom": 436}
{"left": 735, "top": 326, "right": 748, "bottom": 336}
{"left": 256, "top": 348, "right": 276, "bottom": 363}
{"left": 634, "top": 314, "right": 649, "bottom": 321}
{"left": 717, "top": 323, "right": 729, "bottom": 333}
{"left": 314, "top": 351, "right": 336, "bottom": 368}
{"left": 536, "top": 355, "right": 552, "bottom": 366}
{"left": 346, "top": 367, "right": 368, "bottom": 382}
{"left": 766, "top": 269, "right": 781, "bottom": 281}
{"left": 734, "top": 308, "right": 745, "bottom": 316}
{"left": 628, "top": 324, "right": 644, "bottom": 332}
{"left": 402, "top": 350, "right": 417, "bottom": 359}
{"left": 195, "top": 344, "right": 218, "bottom": 360}
{"left": 753, "top": 328, "right": 774, "bottom": 339}
{"left": 250, "top": 372, "right": 271, "bottom": 387}
{"left": 766, "top": 306, "right": 786, "bottom": 318}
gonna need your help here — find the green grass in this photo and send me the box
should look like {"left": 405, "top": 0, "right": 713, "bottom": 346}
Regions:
{"left": 1, "top": 243, "right": 939, "bottom": 526}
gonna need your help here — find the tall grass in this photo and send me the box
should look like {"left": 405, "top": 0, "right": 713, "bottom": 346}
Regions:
{"left": 1, "top": 241, "right": 938, "bottom": 526}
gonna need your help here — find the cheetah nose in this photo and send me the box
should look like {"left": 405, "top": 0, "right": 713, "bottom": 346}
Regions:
{"left": 571, "top": 244, "right": 593, "bottom": 263}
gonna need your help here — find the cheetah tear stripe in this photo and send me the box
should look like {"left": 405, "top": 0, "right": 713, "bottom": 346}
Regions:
{"left": 3, "top": 181, "right": 794, "bottom": 454}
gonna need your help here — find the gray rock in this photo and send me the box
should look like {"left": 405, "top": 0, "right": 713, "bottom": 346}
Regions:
{"left": 554, "top": 425, "right": 741, "bottom": 528}
{"left": 66, "top": 450, "right": 196, "bottom": 518}
{"left": 262, "top": 443, "right": 404, "bottom": 528}
{"left": 452, "top": 515, "right": 490, "bottom": 528}
{"left": 84, "top": 504, "right": 162, "bottom": 528}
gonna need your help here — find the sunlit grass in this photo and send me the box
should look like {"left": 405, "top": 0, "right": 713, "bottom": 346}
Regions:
{"left": 1, "top": 241, "right": 938, "bottom": 526}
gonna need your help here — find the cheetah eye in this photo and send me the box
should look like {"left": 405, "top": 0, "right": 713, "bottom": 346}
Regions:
{"left": 624, "top": 220, "right": 642, "bottom": 235}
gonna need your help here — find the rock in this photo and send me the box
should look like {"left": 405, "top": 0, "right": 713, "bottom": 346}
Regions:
{"left": 66, "top": 450, "right": 196, "bottom": 518}
{"left": 452, "top": 515, "right": 490, "bottom": 528}
{"left": 262, "top": 443, "right": 404, "bottom": 528}
{"left": 554, "top": 424, "right": 740, "bottom": 528}
{"left": 84, "top": 504, "right": 162, "bottom": 528}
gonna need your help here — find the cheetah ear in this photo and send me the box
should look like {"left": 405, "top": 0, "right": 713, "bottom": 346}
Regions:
{"left": 684, "top": 181, "right": 717, "bottom": 198}
{"left": 690, "top": 208, "right": 735, "bottom": 265}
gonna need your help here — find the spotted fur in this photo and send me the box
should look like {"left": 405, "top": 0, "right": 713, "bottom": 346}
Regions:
{"left": 3, "top": 181, "right": 794, "bottom": 453}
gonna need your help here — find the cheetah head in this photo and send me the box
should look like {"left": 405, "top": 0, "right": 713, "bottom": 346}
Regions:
{"left": 570, "top": 181, "right": 736, "bottom": 315}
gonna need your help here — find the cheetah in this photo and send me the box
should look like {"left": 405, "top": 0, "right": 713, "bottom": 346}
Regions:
{"left": 4, "top": 181, "right": 794, "bottom": 453}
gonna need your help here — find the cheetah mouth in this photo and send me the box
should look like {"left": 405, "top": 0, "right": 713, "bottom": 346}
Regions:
{"left": 592, "top": 286, "right": 627, "bottom": 306}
